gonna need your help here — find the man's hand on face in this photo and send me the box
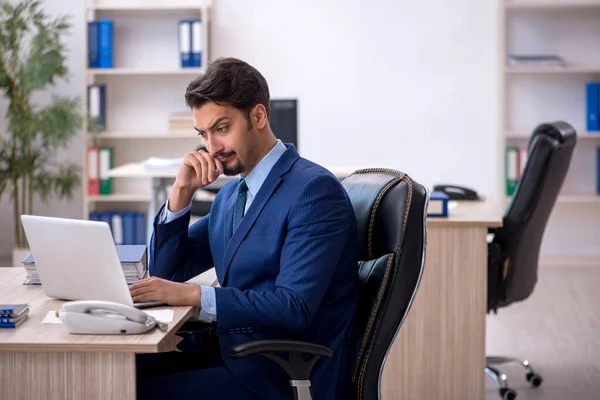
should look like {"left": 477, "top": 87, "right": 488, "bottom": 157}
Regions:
{"left": 129, "top": 276, "right": 201, "bottom": 307}
{"left": 176, "top": 150, "right": 224, "bottom": 192}
{"left": 169, "top": 150, "right": 224, "bottom": 212}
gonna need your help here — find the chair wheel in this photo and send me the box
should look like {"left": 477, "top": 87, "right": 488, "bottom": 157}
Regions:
{"left": 499, "top": 388, "right": 517, "bottom": 400}
{"left": 526, "top": 372, "right": 543, "bottom": 387}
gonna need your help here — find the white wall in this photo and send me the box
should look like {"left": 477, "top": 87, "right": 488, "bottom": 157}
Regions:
{"left": 211, "top": 0, "right": 501, "bottom": 194}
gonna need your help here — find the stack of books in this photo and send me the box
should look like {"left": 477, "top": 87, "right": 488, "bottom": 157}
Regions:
{"left": 0, "top": 304, "right": 29, "bottom": 328}
{"left": 22, "top": 245, "right": 148, "bottom": 286}
{"left": 507, "top": 54, "right": 565, "bottom": 68}
{"left": 168, "top": 113, "right": 195, "bottom": 133}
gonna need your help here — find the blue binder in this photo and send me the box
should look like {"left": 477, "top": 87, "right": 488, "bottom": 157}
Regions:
{"left": 135, "top": 212, "right": 146, "bottom": 245}
{"left": 179, "top": 20, "right": 192, "bottom": 67}
{"left": 88, "top": 21, "right": 99, "bottom": 68}
{"left": 191, "top": 19, "right": 202, "bottom": 67}
{"left": 97, "top": 20, "right": 113, "bottom": 68}
{"left": 597, "top": 147, "right": 600, "bottom": 195}
{"left": 586, "top": 82, "right": 599, "bottom": 131}
{"left": 87, "top": 84, "right": 106, "bottom": 130}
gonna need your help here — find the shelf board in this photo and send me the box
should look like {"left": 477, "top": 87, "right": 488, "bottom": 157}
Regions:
{"left": 557, "top": 195, "right": 600, "bottom": 203}
{"left": 505, "top": 131, "right": 600, "bottom": 139}
{"left": 89, "top": 131, "right": 201, "bottom": 140}
{"left": 505, "top": 1, "right": 600, "bottom": 9}
{"left": 87, "top": 194, "right": 151, "bottom": 202}
{"left": 506, "top": 194, "right": 600, "bottom": 204}
{"left": 506, "top": 65, "right": 600, "bottom": 74}
{"left": 87, "top": 68, "right": 204, "bottom": 76}
{"left": 88, "top": 1, "right": 208, "bottom": 11}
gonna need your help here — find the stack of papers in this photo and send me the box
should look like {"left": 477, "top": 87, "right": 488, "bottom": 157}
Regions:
{"left": 21, "top": 245, "right": 148, "bottom": 286}
{"left": 142, "top": 157, "right": 182, "bottom": 171}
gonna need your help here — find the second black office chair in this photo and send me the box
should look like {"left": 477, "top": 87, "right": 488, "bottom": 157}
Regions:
{"left": 486, "top": 121, "right": 577, "bottom": 399}
{"left": 229, "top": 168, "right": 429, "bottom": 399}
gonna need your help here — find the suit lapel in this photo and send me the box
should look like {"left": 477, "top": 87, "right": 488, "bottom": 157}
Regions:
{"left": 221, "top": 145, "right": 299, "bottom": 285}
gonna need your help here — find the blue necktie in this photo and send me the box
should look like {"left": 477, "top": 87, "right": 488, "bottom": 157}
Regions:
{"left": 232, "top": 178, "right": 248, "bottom": 232}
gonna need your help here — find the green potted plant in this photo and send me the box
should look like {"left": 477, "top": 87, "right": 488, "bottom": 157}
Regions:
{"left": 0, "top": 0, "right": 83, "bottom": 267}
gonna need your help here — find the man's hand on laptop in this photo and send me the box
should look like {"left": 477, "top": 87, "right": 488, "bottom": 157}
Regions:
{"left": 129, "top": 276, "right": 201, "bottom": 306}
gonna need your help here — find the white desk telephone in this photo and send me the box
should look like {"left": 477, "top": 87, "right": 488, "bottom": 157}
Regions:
{"left": 58, "top": 300, "right": 168, "bottom": 335}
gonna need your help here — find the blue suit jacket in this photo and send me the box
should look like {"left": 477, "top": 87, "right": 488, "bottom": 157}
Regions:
{"left": 150, "top": 144, "right": 359, "bottom": 399}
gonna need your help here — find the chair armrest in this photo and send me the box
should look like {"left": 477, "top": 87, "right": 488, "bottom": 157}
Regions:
{"left": 229, "top": 339, "right": 333, "bottom": 358}
{"left": 229, "top": 339, "right": 333, "bottom": 399}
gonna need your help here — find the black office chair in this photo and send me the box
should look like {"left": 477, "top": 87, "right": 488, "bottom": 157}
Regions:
{"left": 486, "top": 121, "right": 577, "bottom": 400}
{"left": 229, "top": 168, "right": 429, "bottom": 399}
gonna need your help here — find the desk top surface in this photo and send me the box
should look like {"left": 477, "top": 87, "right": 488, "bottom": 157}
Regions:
{"left": 427, "top": 196, "right": 504, "bottom": 227}
{"left": 0, "top": 268, "right": 193, "bottom": 353}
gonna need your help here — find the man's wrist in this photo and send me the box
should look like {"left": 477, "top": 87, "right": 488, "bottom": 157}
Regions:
{"left": 169, "top": 184, "right": 196, "bottom": 212}
{"left": 186, "top": 284, "right": 201, "bottom": 306}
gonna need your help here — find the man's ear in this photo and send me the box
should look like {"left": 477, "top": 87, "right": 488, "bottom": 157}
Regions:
{"left": 251, "top": 104, "right": 268, "bottom": 130}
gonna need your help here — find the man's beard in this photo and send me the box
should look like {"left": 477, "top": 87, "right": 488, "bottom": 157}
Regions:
{"left": 221, "top": 155, "right": 245, "bottom": 176}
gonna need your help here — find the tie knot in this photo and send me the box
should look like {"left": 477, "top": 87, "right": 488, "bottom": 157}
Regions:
{"left": 237, "top": 178, "right": 248, "bottom": 194}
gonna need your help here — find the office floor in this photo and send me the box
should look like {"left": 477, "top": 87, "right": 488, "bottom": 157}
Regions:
{"left": 485, "top": 265, "right": 600, "bottom": 400}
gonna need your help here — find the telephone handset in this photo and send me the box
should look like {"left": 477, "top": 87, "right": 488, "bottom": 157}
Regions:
{"left": 58, "top": 300, "right": 168, "bottom": 335}
{"left": 432, "top": 184, "right": 481, "bottom": 201}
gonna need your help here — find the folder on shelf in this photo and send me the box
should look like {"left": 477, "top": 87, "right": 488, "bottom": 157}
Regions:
{"left": 597, "top": 147, "right": 600, "bottom": 195}
{"left": 99, "top": 146, "right": 113, "bottom": 195}
{"left": 97, "top": 20, "right": 113, "bottom": 69}
{"left": 586, "top": 82, "right": 600, "bottom": 132}
{"left": 111, "top": 213, "right": 124, "bottom": 245}
{"left": 518, "top": 146, "right": 528, "bottom": 179}
{"left": 88, "top": 21, "right": 99, "bottom": 68}
{"left": 88, "top": 84, "right": 106, "bottom": 130}
{"left": 179, "top": 20, "right": 192, "bottom": 68}
{"left": 505, "top": 146, "right": 518, "bottom": 196}
{"left": 427, "top": 191, "right": 449, "bottom": 217}
{"left": 87, "top": 146, "right": 99, "bottom": 196}
{"left": 191, "top": 19, "right": 202, "bottom": 67}
{"left": 89, "top": 211, "right": 147, "bottom": 246}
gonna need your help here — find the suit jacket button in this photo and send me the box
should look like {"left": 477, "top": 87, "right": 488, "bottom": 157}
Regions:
{"left": 235, "top": 328, "right": 241, "bottom": 334}
{"left": 241, "top": 328, "right": 247, "bottom": 333}
{"left": 248, "top": 327, "right": 253, "bottom": 333}
{"left": 229, "top": 328, "right": 235, "bottom": 334}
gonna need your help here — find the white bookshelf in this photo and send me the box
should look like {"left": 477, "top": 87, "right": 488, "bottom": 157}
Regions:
{"left": 505, "top": 1, "right": 600, "bottom": 9}
{"left": 88, "top": 67, "right": 205, "bottom": 76}
{"left": 83, "top": 0, "right": 211, "bottom": 231}
{"left": 501, "top": 1, "right": 600, "bottom": 266}
{"left": 89, "top": 131, "right": 199, "bottom": 139}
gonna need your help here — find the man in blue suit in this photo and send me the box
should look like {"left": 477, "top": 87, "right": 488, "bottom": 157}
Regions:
{"left": 130, "top": 57, "right": 359, "bottom": 399}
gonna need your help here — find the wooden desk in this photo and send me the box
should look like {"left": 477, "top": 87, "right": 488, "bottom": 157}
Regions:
{"left": 381, "top": 197, "right": 504, "bottom": 400}
{"left": 0, "top": 268, "right": 193, "bottom": 400}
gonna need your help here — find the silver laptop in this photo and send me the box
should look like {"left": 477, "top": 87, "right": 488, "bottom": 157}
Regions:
{"left": 20, "top": 214, "right": 162, "bottom": 308}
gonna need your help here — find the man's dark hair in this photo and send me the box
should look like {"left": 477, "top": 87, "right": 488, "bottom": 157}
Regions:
{"left": 185, "top": 57, "right": 271, "bottom": 125}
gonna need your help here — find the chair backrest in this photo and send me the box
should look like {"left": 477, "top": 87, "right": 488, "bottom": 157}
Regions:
{"left": 341, "top": 168, "right": 429, "bottom": 400}
{"left": 491, "top": 121, "right": 577, "bottom": 309}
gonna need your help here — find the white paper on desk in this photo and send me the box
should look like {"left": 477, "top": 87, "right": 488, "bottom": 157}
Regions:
{"left": 42, "top": 310, "right": 62, "bottom": 324}
{"left": 143, "top": 310, "right": 173, "bottom": 323}
{"left": 42, "top": 309, "right": 174, "bottom": 324}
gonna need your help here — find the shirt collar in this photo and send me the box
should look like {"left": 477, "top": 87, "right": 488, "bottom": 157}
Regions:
{"left": 241, "top": 139, "right": 287, "bottom": 197}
